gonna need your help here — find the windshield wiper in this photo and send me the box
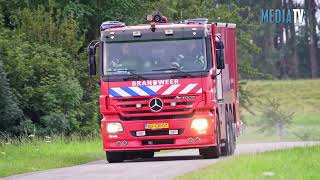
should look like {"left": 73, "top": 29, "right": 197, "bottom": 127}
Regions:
{"left": 107, "top": 69, "right": 147, "bottom": 80}
{"left": 152, "top": 67, "right": 194, "bottom": 78}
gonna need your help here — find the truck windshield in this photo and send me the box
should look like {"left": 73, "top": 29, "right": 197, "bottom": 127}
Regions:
{"left": 103, "top": 39, "right": 207, "bottom": 75}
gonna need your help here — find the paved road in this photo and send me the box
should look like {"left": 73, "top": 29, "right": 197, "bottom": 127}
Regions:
{"left": 3, "top": 142, "right": 319, "bottom": 180}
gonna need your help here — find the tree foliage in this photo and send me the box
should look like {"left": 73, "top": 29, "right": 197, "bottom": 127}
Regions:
{"left": 0, "top": 60, "right": 23, "bottom": 133}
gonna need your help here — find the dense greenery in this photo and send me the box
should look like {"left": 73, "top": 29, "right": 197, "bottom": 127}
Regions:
{"left": 0, "top": 0, "right": 319, "bottom": 136}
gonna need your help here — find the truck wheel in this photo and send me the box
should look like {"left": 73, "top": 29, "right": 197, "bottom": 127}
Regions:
{"left": 230, "top": 122, "right": 237, "bottom": 155}
{"left": 221, "top": 111, "right": 233, "bottom": 156}
{"left": 199, "top": 123, "right": 220, "bottom": 159}
{"left": 230, "top": 123, "right": 236, "bottom": 155}
{"left": 106, "top": 151, "right": 124, "bottom": 163}
{"left": 140, "top": 151, "right": 155, "bottom": 158}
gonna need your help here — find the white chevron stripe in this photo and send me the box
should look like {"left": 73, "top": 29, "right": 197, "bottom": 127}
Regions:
{"left": 128, "top": 86, "right": 149, "bottom": 96}
{"left": 196, "top": 88, "right": 202, "bottom": 94}
{"left": 179, "top": 84, "right": 197, "bottom": 94}
{"left": 148, "top": 85, "right": 163, "bottom": 92}
{"left": 111, "top": 87, "right": 131, "bottom": 97}
{"left": 162, "top": 84, "right": 180, "bottom": 95}
{"left": 109, "top": 94, "right": 114, "bottom": 97}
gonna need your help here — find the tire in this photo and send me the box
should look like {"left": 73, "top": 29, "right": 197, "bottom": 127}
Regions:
{"left": 230, "top": 119, "right": 236, "bottom": 155}
{"left": 221, "top": 111, "right": 232, "bottom": 156}
{"left": 199, "top": 123, "right": 220, "bottom": 159}
{"left": 221, "top": 111, "right": 236, "bottom": 156}
{"left": 230, "top": 123, "right": 236, "bottom": 155}
{"left": 106, "top": 151, "right": 124, "bottom": 163}
{"left": 140, "top": 151, "right": 155, "bottom": 158}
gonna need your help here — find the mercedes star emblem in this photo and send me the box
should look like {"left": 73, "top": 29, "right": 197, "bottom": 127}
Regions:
{"left": 149, "top": 98, "right": 163, "bottom": 112}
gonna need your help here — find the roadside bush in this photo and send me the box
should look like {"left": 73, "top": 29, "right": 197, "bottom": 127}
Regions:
{"left": 18, "top": 119, "right": 36, "bottom": 136}
{"left": 40, "top": 113, "right": 70, "bottom": 136}
{"left": 256, "top": 98, "right": 294, "bottom": 138}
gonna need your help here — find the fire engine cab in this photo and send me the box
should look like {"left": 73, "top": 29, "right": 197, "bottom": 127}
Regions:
{"left": 88, "top": 13, "right": 240, "bottom": 163}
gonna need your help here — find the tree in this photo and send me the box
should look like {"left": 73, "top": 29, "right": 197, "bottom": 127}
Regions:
{"left": 0, "top": 25, "right": 84, "bottom": 135}
{"left": 0, "top": 60, "right": 23, "bottom": 133}
{"left": 287, "top": 0, "right": 300, "bottom": 78}
{"left": 256, "top": 98, "right": 294, "bottom": 139}
{"left": 305, "top": 0, "right": 319, "bottom": 78}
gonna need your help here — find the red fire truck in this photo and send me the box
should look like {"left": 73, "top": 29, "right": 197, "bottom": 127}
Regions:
{"left": 88, "top": 13, "right": 240, "bottom": 163}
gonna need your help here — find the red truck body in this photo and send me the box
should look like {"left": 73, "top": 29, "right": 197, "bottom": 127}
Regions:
{"left": 89, "top": 17, "right": 240, "bottom": 162}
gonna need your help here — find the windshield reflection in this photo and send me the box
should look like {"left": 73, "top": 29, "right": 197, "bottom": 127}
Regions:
{"left": 104, "top": 39, "right": 207, "bottom": 75}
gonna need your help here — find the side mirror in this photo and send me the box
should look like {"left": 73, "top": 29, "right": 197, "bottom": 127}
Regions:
{"left": 88, "top": 43, "right": 98, "bottom": 75}
{"left": 216, "top": 40, "right": 225, "bottom": 69}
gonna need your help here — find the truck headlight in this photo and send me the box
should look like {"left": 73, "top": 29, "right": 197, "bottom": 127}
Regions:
{"left": 107, "top": 122, "right": 123, "bottom": 133}
{"left": 191, "top": 118, "right": 208, "bottom": 134}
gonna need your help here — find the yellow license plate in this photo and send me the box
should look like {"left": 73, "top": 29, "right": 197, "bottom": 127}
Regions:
{"left": 145, "top": 123, "right": 169, "bottom": 130}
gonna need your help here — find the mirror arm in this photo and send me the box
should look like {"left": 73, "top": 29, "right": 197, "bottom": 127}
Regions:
{"left": 87, "top": 40, "right": 100, "bottom": 76}
{"left": 211, "top": 69, "right": 223, "bottom": 79}
{"left": 96, "top": 80, "right": 101, "bottom": 86}
{"left": 87, "top": 40, "right": 100, "bottom": 52}
{"left": 216, "top": 69, "right": 223, "bottom": 76}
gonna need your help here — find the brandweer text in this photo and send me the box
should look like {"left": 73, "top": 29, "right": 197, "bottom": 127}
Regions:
{"left": 132, "top": 79, "right": 179, "bottom": 86}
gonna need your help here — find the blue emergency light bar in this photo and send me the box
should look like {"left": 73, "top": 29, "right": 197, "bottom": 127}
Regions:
{"left": 185, "top": 18, "right": 208, "bottom": 24}
{"left": 100, "top": 21, "right": 126, "bottom": 31}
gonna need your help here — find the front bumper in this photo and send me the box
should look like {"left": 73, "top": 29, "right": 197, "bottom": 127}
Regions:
{"left": 101, "top": 113, "right": 217, "bottom": 151}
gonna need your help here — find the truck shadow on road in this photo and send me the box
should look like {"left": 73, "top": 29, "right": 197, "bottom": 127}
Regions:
{"left": 118, "top": 155, "right": 205, "bottom": 163}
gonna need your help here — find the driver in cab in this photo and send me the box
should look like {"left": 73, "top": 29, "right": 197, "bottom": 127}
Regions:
{"left": 109, "top": 43, "right": 142, "bottom": 73}
{"left": 175, "top": 41, "right": 205, "bottom": 70}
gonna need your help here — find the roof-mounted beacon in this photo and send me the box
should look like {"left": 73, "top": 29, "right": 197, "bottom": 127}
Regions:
{"left": 185, "top": 18, "right": 208, "bottom": 24}
{"left": 100, "top": 21, "right": 125, "bottom": 31}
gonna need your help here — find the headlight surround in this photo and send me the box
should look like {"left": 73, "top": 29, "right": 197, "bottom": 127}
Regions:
{"left": 191, "top": 118, "right": 208, "bottom": 134}
{"left": 107, "top": 122, "right": 123, "bottom": 133}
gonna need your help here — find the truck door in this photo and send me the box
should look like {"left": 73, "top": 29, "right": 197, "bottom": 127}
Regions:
{"left": 214, "top": 23, "right": 227, "bottom": 140}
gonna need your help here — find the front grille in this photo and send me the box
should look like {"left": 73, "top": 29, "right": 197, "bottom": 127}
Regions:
{"left": 122, "top": 108, "right": 190, "bottom": 114}
{"left": 161, "top": 108, "right": 190, "bottom": 113}
{"left": 164, "top": 102, "right": 192, "bottom": 106}
{"left": 123, "top": 110, "right": 150, "bottom": 114}
{"left": 142, "top": 139, "right": 174, "bottom": 145}
{"left": 119, "top": 111, "right": 195, "bottom": 121}
{"left": 117, "top": 98, "right": 150, "bottom": 102}
{"left": 130, "top": 129, "right": 184, "bottom": 137}
{"left": 111, "top": 95, "right": 199, "bottom": 121}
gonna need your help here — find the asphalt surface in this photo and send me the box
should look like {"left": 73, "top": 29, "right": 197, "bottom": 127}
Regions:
{"left": 3, "top": 141, "right": 319, "bottom": 180}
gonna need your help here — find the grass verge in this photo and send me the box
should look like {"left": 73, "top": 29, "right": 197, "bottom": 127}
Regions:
{"left": 239, "top": 80, "right": 320, "bottom": 143}
{"left": 0, "top": 137, "right": 104, "bottom": 177}
{"left": 176, "top": 145, "right": 320, "bottom": 180}
{"left": 243, "top": 79, "right": 320, "bottom": 114}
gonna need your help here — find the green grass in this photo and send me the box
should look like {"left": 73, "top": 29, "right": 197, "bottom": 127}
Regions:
{"left": 237, "top": 126, "right": 299, "bottom": 143}
{"left": 0, "top": 137, "right": 104, "bottom": 177}
{"left": 176, "top": 145, "right": 320, "bottom": 180}
{"left": 243, "top": 79, "right": 320, "bottom": 119}
{"left": 239, "top": 79, "right": 320, "bottom": 143}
